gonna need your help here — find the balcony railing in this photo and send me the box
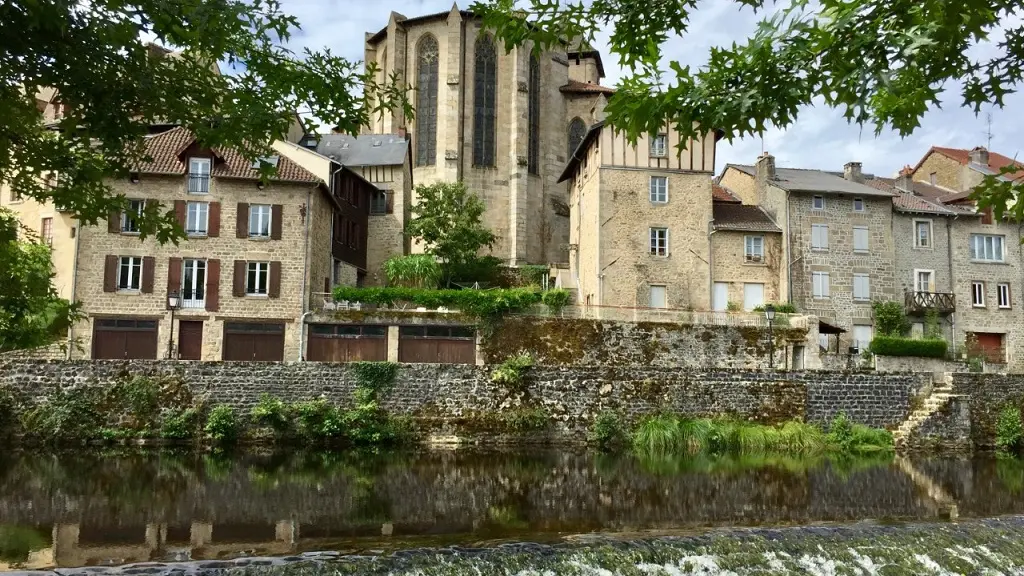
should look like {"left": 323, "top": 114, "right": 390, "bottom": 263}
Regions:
{"left": 905, "top": 290, "right": 955, "bottom": 314}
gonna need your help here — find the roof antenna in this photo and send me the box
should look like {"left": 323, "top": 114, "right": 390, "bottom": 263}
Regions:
{"left": 760, "top": 136, "right": 764, "bottom": 155}
{"left": 984, "top": 111, "right": 994, "bottom": 150}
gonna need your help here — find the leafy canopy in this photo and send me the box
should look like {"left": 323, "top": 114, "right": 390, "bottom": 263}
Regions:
{"left": 406, "top": 181, "right": 497, "bottom": 282}
{"left": 1, "top": 0, "right": 410, "bottom": 243}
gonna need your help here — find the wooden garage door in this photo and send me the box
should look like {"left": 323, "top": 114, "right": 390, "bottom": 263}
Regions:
{"left": 398, "top": 326, "right": 476, "bottom": 364}
{"left": 92, "top": 318, "right": 159, "bottom": 359}
{"left": 223, "top": 322, "right": 285, "bottom": 361}
{"left": 972, "top": 332, "right": 1006, "bottom": 364}
{"left": 307, "top": 324, "right": 387, "bottom": 362}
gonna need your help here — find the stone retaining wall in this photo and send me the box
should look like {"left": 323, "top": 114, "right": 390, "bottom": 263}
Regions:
{"left": 951, "top": 373, "right": 1024, "bottom": 448}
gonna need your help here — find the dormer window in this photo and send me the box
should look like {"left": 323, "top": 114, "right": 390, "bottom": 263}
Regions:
{"left": 188, "top": 158, "right": 211, "bottom": 194}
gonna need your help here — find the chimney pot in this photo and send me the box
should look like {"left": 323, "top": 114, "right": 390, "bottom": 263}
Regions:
{"left": 970, "top": 146, "right": 990, "bottom": 167}
{"left": 843, "top": 161, "right": 864, "bottom": 183}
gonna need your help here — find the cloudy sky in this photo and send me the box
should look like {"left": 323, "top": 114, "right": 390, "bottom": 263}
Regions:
{"left": 281, "top": 0, "right": 1021, "bottom": 178}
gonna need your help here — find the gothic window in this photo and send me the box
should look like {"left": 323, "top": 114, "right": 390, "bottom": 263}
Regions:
{"left": 567, "top": 117, "right": 586, "bottom": 158}
{"left": 527, "top": 54, "right": 541, "bottom": 174}
{"left": 415, "top": 35, "right": 439, "bottom": 167}
{"left": 473, "top": 35, "right": 497, "bottom": 167}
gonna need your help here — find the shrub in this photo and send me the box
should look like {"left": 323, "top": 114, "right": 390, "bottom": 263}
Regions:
{"left": 382, "top": 254, "right": 442, "bottom": 288}
{"left": 923, "top": 309, "right": 943, "bottom": 340}
{"left": 996, "top": 405, "right": 1023, "bottom": 455}
{"left": 753, "top": 302, "right": 797, "bottom": 314}
{"left": 22, "top": 387, "right": 103, "bottom": 445}
{"left": 160, "top": 407, "right": 200, "bottom": 440}
{"left": 332, "top": 285, "right": 542, "bottom": 318}
{"left": 501, "top": 407, "right": 550, "bottom": 432}
{"left": 251, "top": 394, "right": 292, "bottom": 437}
{"left": 726, "top": 301, "right": 741, "bottom": 312}
{"left": 632, "top": 415, "right": 681, "bottom": 454}
{"left": 589, "top": 411, "right": 626, "bottom": 450}
{"left": 869, "top": 336, "right": 947, "bottom": 358}
{"left": 351, "top": 361, "right": 399, "bottom": 394}
{"left": 446, "top": 255, "right": 503, "bottom": 285}
{"left": 826, "top": 412, "right": 892, "bottom": 453}
{"left": 872, "top": 301, "right": 909, "bottom": 337}
{"left": 292, "top": 399, "right": 344, "bottom": 442}
{"left": 541, "top": 288, "right": 571, "bottom": 314}
{"left": 204, "top": 405, "right": 239, "bottom": 445}
{"left": 0, "top": 388, "right": 17, "bottom": 437}
{"left": 491, "top": 353, "right": 534, "bottom": 386}
{"left": 109, "top": 375, "right": 161, "bottom": 431}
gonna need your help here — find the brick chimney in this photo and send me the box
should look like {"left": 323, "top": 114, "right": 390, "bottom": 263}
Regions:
{"left": 970, "top": 146, "right": 990, "bottom": 167}
{"left": 756, "top": 152, "right": 776, "bottom": 182}
{"left": 896, "top": 165, "right": 914, "bottom": 193}
{"left": 843, "top": 161, "right": 864, "bottom": 183}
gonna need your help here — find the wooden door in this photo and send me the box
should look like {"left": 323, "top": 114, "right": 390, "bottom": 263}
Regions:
{"left": 92, "top": 318, "right": 158, "bottom": 359}
{"left": 178, "top": 321, "right": 203, "bottom": 360}
{"left": 973, "top": 332, "right": 1005, "bottom": 364}
{"left": 223, "top": 322, "right": 285, "bottom": 361}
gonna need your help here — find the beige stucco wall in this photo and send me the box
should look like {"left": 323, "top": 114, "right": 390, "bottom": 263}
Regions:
{"left": 568, "top": 134, "right": 601, "bottom": 304}
{"left": 711, "top": 231, "right": 783, "bottom": 308}
{"left": 0, "top": 189, "right": 78, "bottom": 301}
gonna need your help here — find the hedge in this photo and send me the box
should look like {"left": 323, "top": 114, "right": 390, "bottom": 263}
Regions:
{"left": 332, "top": 286, "right": 546, "bottom": 318}
{"left": 869, "top": 336, "right": 947, "bottom": 358}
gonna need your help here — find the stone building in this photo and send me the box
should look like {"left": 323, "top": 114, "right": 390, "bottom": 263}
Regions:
{"left": 720, "top": 155, "right": 896, "bottom": 350}
{"left": 558, "top": 121, "right": 719, "bottom": 309}
{"left": 362, "top": 6, "right": 612, "bottom": 267}
{"left": 710, "top": 188, "right": 783, "bottom": 311}
{"left": 912, "top": 145, "right": 1023, "bottom": 192}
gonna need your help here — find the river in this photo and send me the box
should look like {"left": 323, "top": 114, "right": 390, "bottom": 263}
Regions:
{"left": 1, "top": 449, "right": 1024, "bottom": 574}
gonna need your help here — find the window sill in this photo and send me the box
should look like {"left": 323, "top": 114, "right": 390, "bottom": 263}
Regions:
{"left": 972, "top": 305, "right": 987, "bottom": 309}
{"left": 969, "top": 260, "right": 1008, "bottom": 265}
{"left": 812, "top": 297, "right": 830, "bottom": 300}
{"left": 743, "top": 261, "right": 766, "bottom": 267}
{"left": 186, "top": 191, "right": 210, "bottom": 196}
{"left": 248, "top": 236, "right": 272, "bottom": 242}
{"left": 245, "top": 293, "right": 269, "bottom": 298}
{"left": 853, "top": 250, "right": 870, "bottom": 255}
{"left": 999, "top": 306, "right": 1012, "bottom": 310}
{"left": 649, "top": 200, "right": 669, "bottom": 205}
{"left": 120, "top": 231, "right": 141, "bottom": 236}
{"left": 811, "top": 248, "right": 828, "bottom": 252}
{"left": 853, "top": 299, "right": 871, "bottom": 304}
{"left": 187, "top": 233, "right": 209, "bottom": 239}
{"left": 913, "top": 245, "right": 933, "bottom": 250}
{"left": 369, "top": 212, "right": 389, "bottom": 216}
{"left": 116, "top": 289, "right": 142, "bottom": 295}
{"left": 648, "top": 254, "right": 670, "bottom": 259}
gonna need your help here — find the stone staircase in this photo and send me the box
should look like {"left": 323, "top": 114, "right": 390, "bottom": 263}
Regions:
{"left": 893, "top": 377, "right": 955, "bottom": 449}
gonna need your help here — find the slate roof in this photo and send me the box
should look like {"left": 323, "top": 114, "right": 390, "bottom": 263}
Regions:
{"left": 712, "top": 203, "right": 781, "bottom": 232}
{"left": 713, "top": 183, "right": 740, "bottom": 203}
{"left": 558, "top": 121, "right": 605, "bottom": 182}
{"left": 922, "top": 146, "right": 1024, "bottom": 181}
{"left": 729, "top": 164, "right": 893, "bottom": 197}
{"left": 559, "top": 80, "right": 616, "bottom": 95}
{"left": 136, "top": 127, "right": 319, "bottom": 183}
{"left": 315, "top": 134, "right": 408, "bottom": 167}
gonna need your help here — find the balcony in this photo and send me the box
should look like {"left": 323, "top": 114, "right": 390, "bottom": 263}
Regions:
{"left": 905, "top": 290, "right": 955, "bottom": 314}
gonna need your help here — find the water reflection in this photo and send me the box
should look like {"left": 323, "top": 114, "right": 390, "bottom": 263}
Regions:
{"left": 0, "top": 449, "right": 1022, "bottom": 569}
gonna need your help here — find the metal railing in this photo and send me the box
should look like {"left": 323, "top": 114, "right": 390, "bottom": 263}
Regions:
{"left": 905, "top": 290, "right": 955, "bottom": 313}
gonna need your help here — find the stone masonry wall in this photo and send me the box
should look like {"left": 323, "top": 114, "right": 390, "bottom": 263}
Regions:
{"left": 951, "top": 372, "right": 1024, "bottom": 448}
{"left": 711, "top": 230, "right": 783, "bottom": 309}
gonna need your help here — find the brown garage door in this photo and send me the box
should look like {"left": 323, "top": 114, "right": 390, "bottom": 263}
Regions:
{"left": 398, "top": 326, "right": 476, "bottom": 364}
{"left": 307, "top": 324, "right": 387, "bottom": 362}
{"left": 971, "top": 332, "right": 1006, "bottom": 364}
{"left": 223, "top": 322, "right": 285, "bottom": 361}
{"left": 92, "top": 318, "right": 159, "bottom": 359}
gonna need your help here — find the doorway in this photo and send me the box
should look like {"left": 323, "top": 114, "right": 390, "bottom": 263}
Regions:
{"left": 178, "top": 321, "right": 204, "bottom": 360}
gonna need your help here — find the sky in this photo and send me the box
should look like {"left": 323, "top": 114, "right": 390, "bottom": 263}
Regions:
{"left": 280, "top": 0, "right": 1022, "bottom": 178}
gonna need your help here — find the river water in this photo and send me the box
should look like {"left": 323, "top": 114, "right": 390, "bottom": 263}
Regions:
{"left": 1, "top": 449, "right": 1024, "bottom": 574}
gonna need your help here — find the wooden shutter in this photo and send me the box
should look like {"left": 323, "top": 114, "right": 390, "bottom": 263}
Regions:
{"left": 982, "top": 206, "right": 994, "bottom": 225}
{"left": 385, "top": 191, "right": 394, "bottom": 214}
{"left": 271, "top": 205, "right": 283, "bottom": 240}
{"left": 206, "top": 259, "right": 220, "bottom": 311}
{"left": 233, "top": 260, "right": 246, "bottom": 296}
{"left": 236, "top": 202, "right": 249, "bottom": 238}
{"left": 167, "top": 257, "right": 182, "bottom": 304}
{"left": 141, "top": 256, "right": 155, "bottom": 294}
{"left": 107, "top": 210, "right": 120, "bottom": 233}
{"left": 174, "top": 200, "right": 186, "bottom": 227}
{"left": 208, "top": 202, "right": 221, "bottom": 237}
{"left": 103, "top": 255, "right": 118, "bottom": 292}
{"left": 269, "top": 261, "right": 282, "bottom": 298}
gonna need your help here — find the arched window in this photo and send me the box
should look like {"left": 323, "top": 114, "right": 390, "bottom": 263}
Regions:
{"left": 527, "top": 54, "right": 541, "bottom": 174}
{"left": 473, "top": 35, "right": 497, "bottom": 167}
{"left": 567, "top": 117, "right": 587, "bottom": 158}
{"left": 415, "top": 35, "right": 439, "bottom": 167}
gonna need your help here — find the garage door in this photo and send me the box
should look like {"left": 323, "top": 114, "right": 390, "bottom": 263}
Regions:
{"left": 92, "top": 318, "right": 159, "bottom": 359}
{"left": 307, "top": 324, "right": 387, "bottom": 362}
{"left": 223, "top": 322, "right": 285, "bottom": 361}
{"left": 398, "top": 326, "right": 476, "bottom": 364}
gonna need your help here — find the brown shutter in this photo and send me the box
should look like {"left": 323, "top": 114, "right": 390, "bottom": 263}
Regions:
{"left": 141, "top": 256, "right": 155, "bottom": 294}
{"left": 206, "top": 259, "right": 220, "bottom": 311}
{"left": 167, "top": 257, "right": 182, "bottom": 304}
{"left": 233, "top": 260, "right": 246, "bottom": 296}
{"left": 108, "top": 210, "right": 120, "bottom": 233}
{"left": 269, "top": 261, "right": 282, "bottom": 298}
{"left": 103, "top": 255, "right": 118, "bottom": 292}
{"left": 385, "top": 191, "right": 394, "bottom": 214}
{"left": 174, "top": 200, "right": 186, "bottom": 227}
{"left": 236, "top": 202, "right": 249, "bottom": 238}
{"left": 271, "top": 204, "right": 283, "bottom": 240}
{"left": 208, "top": 202, "right": 221, "bottom": 237}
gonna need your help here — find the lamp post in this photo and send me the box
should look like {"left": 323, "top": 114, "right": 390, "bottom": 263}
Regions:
{"left": 167, "top": 290, "right": 180, "bottom": 359}
{"left": 763, "top": 304, "right": 776, "bottom": 369}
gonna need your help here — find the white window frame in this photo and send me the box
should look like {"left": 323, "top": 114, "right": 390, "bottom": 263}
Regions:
{"left": 812, "top": 195, "right": 825, "bottom": 210}
{"left": 650, "top": 134, "right": 667, "bottom": 157}
{"left": 649, "top": 227, "right": 669, "bottom": 257}
{"left": 853, "top": 273, "right": 870, "bottom": 301}
{"left": 812, "top": 271, "right": 830, "bottom": 299}
{"left": 249, "top": 204, "right": 272, "bottom": 238}
{"left": 914, "top": 269, "right": 935, "bottom": 293}
{"left": 186, "top": 201, "right": 209, "bottom": 236}
{"left": 998, "top": 283, "right": 1012, "bottom": 309}
{"left": 970, "top": 234, "right": 1005, "bottom": 262}
{"left": 913, "top": 219, "right": 933, "bottom": 249}
{"left": 971, "top": 281, "right": 985, "bottom": 308}
{"left": 853, "top": 197, "right": 865, "bottom": 212}
{"left": 181, "top": 258, "right": 207, "bottom": 308}
{"left": 649, "top": 176, "right": 668, "bottom": 203}
{"left": 744, "top": 235, "right": 765, "bottom": 263}
{"left": 188, "top": 157, "right": 211, "bottom": 194}
{"left": 118, "top": 256, "right": 142, "bottom": 291}
{"left": 246, "top": 261, "right": 270, "bottom": 296}
{"left": 852, "top": 226, "right": 869, "bottom": 253}
{"left": 122, "top": 199, "right": 145, "bottom": 233}
{"left": 811, "top": 224, "right": 828, "bottom": 250}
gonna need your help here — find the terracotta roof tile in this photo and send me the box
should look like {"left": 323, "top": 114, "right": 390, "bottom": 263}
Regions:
{"left": 891, "top": 192, "right": 953, "bottom": 215}
{"left": 712, "top": 183, "right": 740, "bottom": 203}
{"left": 924, "top": 146, "right": 1024, "bottom": 181}
{"left": 712, "top": 204, "right": 780, "bottom": 232}
{"left": 559, "top": 80, "right": 616, "bottom": 95}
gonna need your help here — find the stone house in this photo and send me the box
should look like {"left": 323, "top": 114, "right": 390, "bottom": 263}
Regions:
{"left": 558, "top": 121, "right": 719, "bottom": 309}
{"left": 710, "top": 190, "right": 783, "bottom": 311}
{"left": 720, "top": 155, "right": 896, "bottom": 350}
{"left": 912, "top": 145, "right": 1024, "bottom": 192}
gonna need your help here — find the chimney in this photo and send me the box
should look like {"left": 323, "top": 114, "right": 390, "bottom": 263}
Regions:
{"left": 843, "top": 161, "right": 864, "bottom": 183}
{"left": 970, "top": 146, "right": 990, "bottom": 167}
{"left": 756, "top": 152, "right": 776, "bottom": 182}
{"left": 396, "top": 126, "right": 407, "bottom": 139}
{"left": 896, "top": 165, "right": 914, "bottom": 193}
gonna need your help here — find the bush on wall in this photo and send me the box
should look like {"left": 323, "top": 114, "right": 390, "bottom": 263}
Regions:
{"left": 332, "top": 286, "right": 547, "bottom": 318}
{"left": 869, "top": 336, "right": 947, "bottom": 358}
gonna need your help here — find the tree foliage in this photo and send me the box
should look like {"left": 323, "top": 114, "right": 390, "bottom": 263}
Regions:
{"left": 1, "top": 0, "right": 410, "bottom": 243}
{"left": 406, "top": 181, "right": 497, "bottom": 284}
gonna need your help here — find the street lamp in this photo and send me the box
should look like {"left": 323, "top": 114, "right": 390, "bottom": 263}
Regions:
{"left": 763, "top": 304, "right": 776, "bottom": 369}
{"left": 167, "top": 289, "right": 180, "bottom": 359}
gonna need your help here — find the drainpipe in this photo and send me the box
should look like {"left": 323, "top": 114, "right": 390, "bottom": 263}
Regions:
{"left": 785, "top": 190, "right": 794, "bottom": 303}
{"left": 947, "top": 216, "right": 956, "bottom": 356}
{"left": 457, "top": 19, "right": 467, "bottom": 181}
{"left": 298, "top": 185, "right": 313, "bottom": 361}
{"left": 707, "top": 218, "right": 717, "bottom": 308}
{"left": 66, "top": 219, "right": 81, "bottom": 359}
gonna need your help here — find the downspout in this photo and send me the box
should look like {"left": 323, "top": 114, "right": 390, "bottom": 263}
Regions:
{"left": 298, "top": 185, "right": 313, "bottom": 361}
{"left": 707, "top": 219, "right": 717, "bottom": 308}
{"left": 947, "top": 215, "right": 957, "bottom": 356}
{"left": 785, "top": 190, "right": 794, "bottom": 303}
{"left": 66, "top": 219, "right": 81, "bottom": 360}
{"left": 457, "top": 19, "right": 467, "bottom": 181}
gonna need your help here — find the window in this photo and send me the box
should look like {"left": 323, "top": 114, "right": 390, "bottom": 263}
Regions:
{"left": 852, "top": 325, "right": 873, "bottom": 351}
{"left": 972, "top": 281, "right": 985, "bottom": 307}
{"left": 998, "top": 283, "right": 1011, "bottom": 309}
{"left": 853, "top": 273, "right": 870, "bottom": 301}
{"left": 527, "top": 54, "right": 541, "bottom": 175}
{"left": 249, "top": 204, "right": 271, "bottom": 237}
{"left": 744, "top": 235, "right": 764, "bottom": 262}
{"left": 812, "top": 195, "right": 825, "bottom": 210}
{"left": 370, "top": 191, "right": 388, "bottom": 214}
{"left": 969, "top": 234, "right": 1004, "bottom": 262}
{"left": 853, "top": 226, "right": 869, "bottom": 253}
{"left": 122, "top": 199, "right": 145, "bottom": 233}
{"left": 649, "top": 176, "right": 668, "bottom": 203}
{"left": 853, "top": 198, "right": 865, "bottom": 212}
{"left": 118, "top": 256, "right": 142, "bottom": 291}
{"left": 812, "top": 272, "right": 830, "bottom": 299}
{"left": 811, "top": 224, "right": 828, "bottom": 250}
{"left": 567, "top": 118, "right": 587, "bottom": 158}
{"left": 649, "top": 285, "right": 667, "bottom": 308}
{"left": 188, "top": 158, "right": 211, "bottom": 194}
{"left": 246, "top": 262, "right": 269, "bottom": 295}
{"left": 10, "top": 187, "right": 22, "bottom": 202}
{"left": 650, "top": 133, "right": 667, "bottom": 157}
{"left": 914, "top": 220, "right": 932, "bottom": 248}
{"left": 649, "top": 227, "right": 668, "bottom": 256}
{"left": 743, "top": 283, "right": 764, "bottom": 311}
{"left": 186, "top": 202, "right": 208, "bottom": 236}
{"left": 915, "top": 270, "right": 934, "bottom": 293}
{"left": 415, "top": 34, "right": 439, "bottom": 167}
{"left": 181, "top": 259, "right": 206, "bottom": 307}
{"left": 472, "top": 35, "right": 497, "bottom": 167}
{"left": 40, "top": 217, "right": 53, "bottom": 246}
